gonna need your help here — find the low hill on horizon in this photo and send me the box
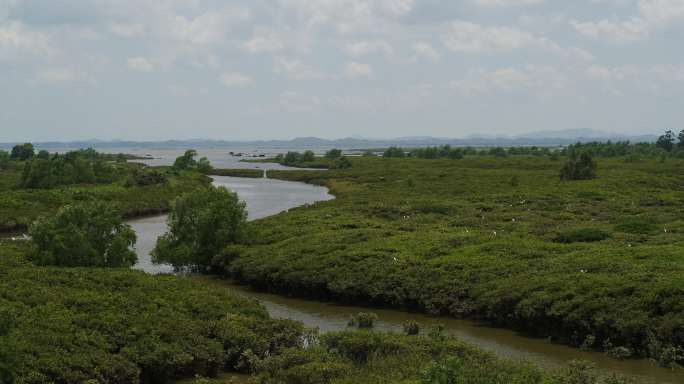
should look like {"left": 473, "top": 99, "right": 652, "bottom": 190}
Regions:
{"left": 1, "top": 129, "right": 659, "bottom": 150}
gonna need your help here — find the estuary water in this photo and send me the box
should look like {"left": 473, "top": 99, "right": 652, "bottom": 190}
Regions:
{"left": 130, "top": 176, "right": 683, "bottom": 384}
{"left": 130, "top": 175, "right": 334, "bottom": 274}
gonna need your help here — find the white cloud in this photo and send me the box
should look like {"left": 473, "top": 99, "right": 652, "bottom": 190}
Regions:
{"left": 585, "top": 65, "right": 639, "bottom": 81}
{"left": 127, "top": 57, "right": 155, "bottom": 72}
{"left": 573, "top": 0, "right": 684, "bottom": 43}
{"left": 278, "top": 91, "right": 321, "bottom": 112}
{"left": 343, "top": 62, "right": 373, "bottom": 78}
{"left": 244, "top": 28, "right": 285, "bottom": 53}
{"left": 219, "top": 72, "right": 253, "bottom": 87}
{"left": 273, "top": 58, "right": 327, "bottom": 80}
{"left": 31, "top": 67, "right": 95, "bottom": 86}
{"left": 33, "top": 68, "right": 75, "bottom": 84}
{"left": 412, "top": 42, "right": 441, "bottom": 61}
{"left": 344, "top": 40, "right": 393, "bottom": 56}
{"left": 0, "top": 21, "right": 53, "bottom": 61}
{"left": 442, "top": 22, "right": 538, "bottom": 53}
{"left": 639, "top": 0, "right": 684, "bottom": 26}
{"left": 451, "top": 66, "right": 567, "bottom": 95}
{"left": 168, "top": 8, "right": 250, "bottom": 45}
{"left": 474, "top": 0, "right": 545, "bottom": 7}
{"left": 110, "top": 23, "right": 146, "bottom": 38}
{"left": 443, "top": 21, "right": 593, "bottom": 62}
{"left": 571, "top": 18, "right": 650, "bottom": 43}
{"left": 279, "top": 0, "right": 414, "bottom": 35}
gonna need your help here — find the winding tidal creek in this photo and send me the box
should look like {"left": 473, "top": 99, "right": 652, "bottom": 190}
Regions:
{"left": 130, "top": 176, "right": 683, "bottom": 384}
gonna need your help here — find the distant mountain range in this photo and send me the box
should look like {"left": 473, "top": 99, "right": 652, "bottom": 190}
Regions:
{"left": 1, "top": 129, "right": 659, "bottom": 150}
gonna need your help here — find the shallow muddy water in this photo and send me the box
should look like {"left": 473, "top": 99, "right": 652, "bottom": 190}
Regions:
{"left": 130, "top": 176, "right": 683, "bottom": 384}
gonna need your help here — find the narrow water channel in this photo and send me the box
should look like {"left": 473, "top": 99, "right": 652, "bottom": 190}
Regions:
{"left": 130, "top": 176, "right": 683, "bottom": 384}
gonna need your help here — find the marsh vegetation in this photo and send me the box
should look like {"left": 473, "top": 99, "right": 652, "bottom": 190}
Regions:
{"left": 221, "top": 141, "right": 684, "bottom": 368}
{"left": 2, "top": 141, "right": 683, "bottom": 383}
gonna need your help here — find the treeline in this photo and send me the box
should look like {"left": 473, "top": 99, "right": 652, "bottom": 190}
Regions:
{"left": 20, "top": 151, "right": 127, "bottom": 188}
{"left": 381, "top": 145, "right": 553, "bottom": 159}
{"left": 12, "top": 146, "right": 213, "bottom": 189}
{"left": 379, "top": 130, "right": 684, "bottom": 160}
{"left": 275, "top": 149, "right": 351, "bottom": 169}
{"left": 382, "top": 145, "right": 557, "bottom": 158}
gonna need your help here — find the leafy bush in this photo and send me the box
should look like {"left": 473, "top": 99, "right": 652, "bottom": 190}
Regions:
{"left": 274, "top": 151, "right": 331, "bottom": 169}
{"left": 28, "top": 201, "right": 137, "bottom": 267}
{"left": 126, "top": 168, "right": 169, "bottom": 187}
{"left": 173, "top": 149, "right": 212, "bottom": 173}
{"left": 19, "top": 149, "right": 127, "bottom": 188}
{"left": 325, "top": 149, "right": 342, "bottom": 159}
{"left": 657, "top": 346, "right": 684, "bottom": 368}
{"left": 555, "top": 228, "right": 611, "bottom": 243}
{"left": 606, "top": 346, "right": 632, "bottom": 360}
{"left": 614, "top": 217, "right": 657, "bottom": 234}
{"left": 0, "top": 150, "right": 9, "bottom": 170}
{"left": 153, "top": 186, "right": 247, "bottom": 272}
{"left": 403, "top": 320, "right": 420, "bottom": 336}
{"left": 409, "top": 145, "right": 464, "bottom": 159}
{"left": 560, "top": 149, "right": 597, "bottom": 181}
{"left": 10, "top": 143, "right": 34, "bottom": 160}
{"left": 347, "top": 312, "right": 378, "bottom": 329}
{"left": 383, "top": 146, "right": 405, "bottom": 158}
{"left": 0, "top": 308, "right": 16, "bottom": 384}
{"left": 334, "top": 156, "right": 352, "bottom": 169}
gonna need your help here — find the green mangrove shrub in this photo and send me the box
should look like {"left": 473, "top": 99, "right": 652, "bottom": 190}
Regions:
{"left": 28, "top": 201, "right": 137, "bottom": 267}
{"left": 347, "top": 312, "right": 379, "bottom": 329}
{"left": 560, "top": 149, "right": 597, "bottom": 181}
{"left": 614, "top": 217, "right": 657, "bottom": 234}
{"left": 153, "top": 185, "right": 247, "bottom": 272}
{"left": 403, "top": 320, "right": 420, "bottom": 336}
{"left": 555, "top": 228, "right": 611, "bottom": 243}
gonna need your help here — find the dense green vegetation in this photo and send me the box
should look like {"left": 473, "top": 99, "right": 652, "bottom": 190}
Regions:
{"left": 28, "top": 201, "right": 137, "bottom": 268}
{"left": 1, "top": 240, "right": 632, "bottom": 384}
{"left": 273, "top": 149, "right": 352, "bottom": 169}
{"left": 9, "top": 143, "right": 35, "bottom": 161}
{"left": 382, "top": 132, "right": 684, "bottom": 160}
{"left": 20, "top": 150, "right": 129, "bottom": 188}
{"left": 0, "top": 158, "right": 209, "bottom": 233}
{"left": 249, "top": 330, "right": 631, "bottom": 384}
{"left": 153, "top": 186, "right": 247, "bottom": 272}
{"left": 560, "top": 149, "right": 597, "bottom": 181}
{"left": 0, "top": 151, "right": 10, "bottom": 171}
{"left": 0, "top": 243, "right": 307, "bottom": 383}
{"left": 0, "top": 144, "right": 650, "bottom": 383}
{"left": 173, "top": 149, "right": 213, "bottom": 173}
{"left": 221, "top": 154, "right": 684, "bottom": 367}
{"left": 210, "top": 169, "right": 264, "bottom": 178}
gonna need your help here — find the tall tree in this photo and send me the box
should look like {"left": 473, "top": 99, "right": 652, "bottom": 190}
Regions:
{"left": 656, "top": 130, "right": 675, "bottom": 152}
{"left": 152, "top": 186, "right": 247, "bottom": 272}
{"left": 10, "top": 143, "right": 34, "bottom": 160}
{"left": 29, "top": 201, "right": 137, "bottom": 267}
{"left": 325, "top": 149, "right": 342, "bottom": 159}
{"left": 560, "top": 147, "right": 597, "bottom": 181}
{"left": 678, "top": 129, "right": 684, "bottom": 148}
{"left": 173, "top": 149, "right": 198, "bottom": 170}
{"left": 0, "top": 151, "right": 9, "bottom": 170}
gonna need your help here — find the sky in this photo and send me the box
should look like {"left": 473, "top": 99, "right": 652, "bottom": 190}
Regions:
{"left": 0, "top": 0, "right": 683, "bottom": 142}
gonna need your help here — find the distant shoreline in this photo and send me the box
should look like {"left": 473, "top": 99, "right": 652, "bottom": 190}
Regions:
{"left": 0, "top": 133, "right": 659, "bottom": 151}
